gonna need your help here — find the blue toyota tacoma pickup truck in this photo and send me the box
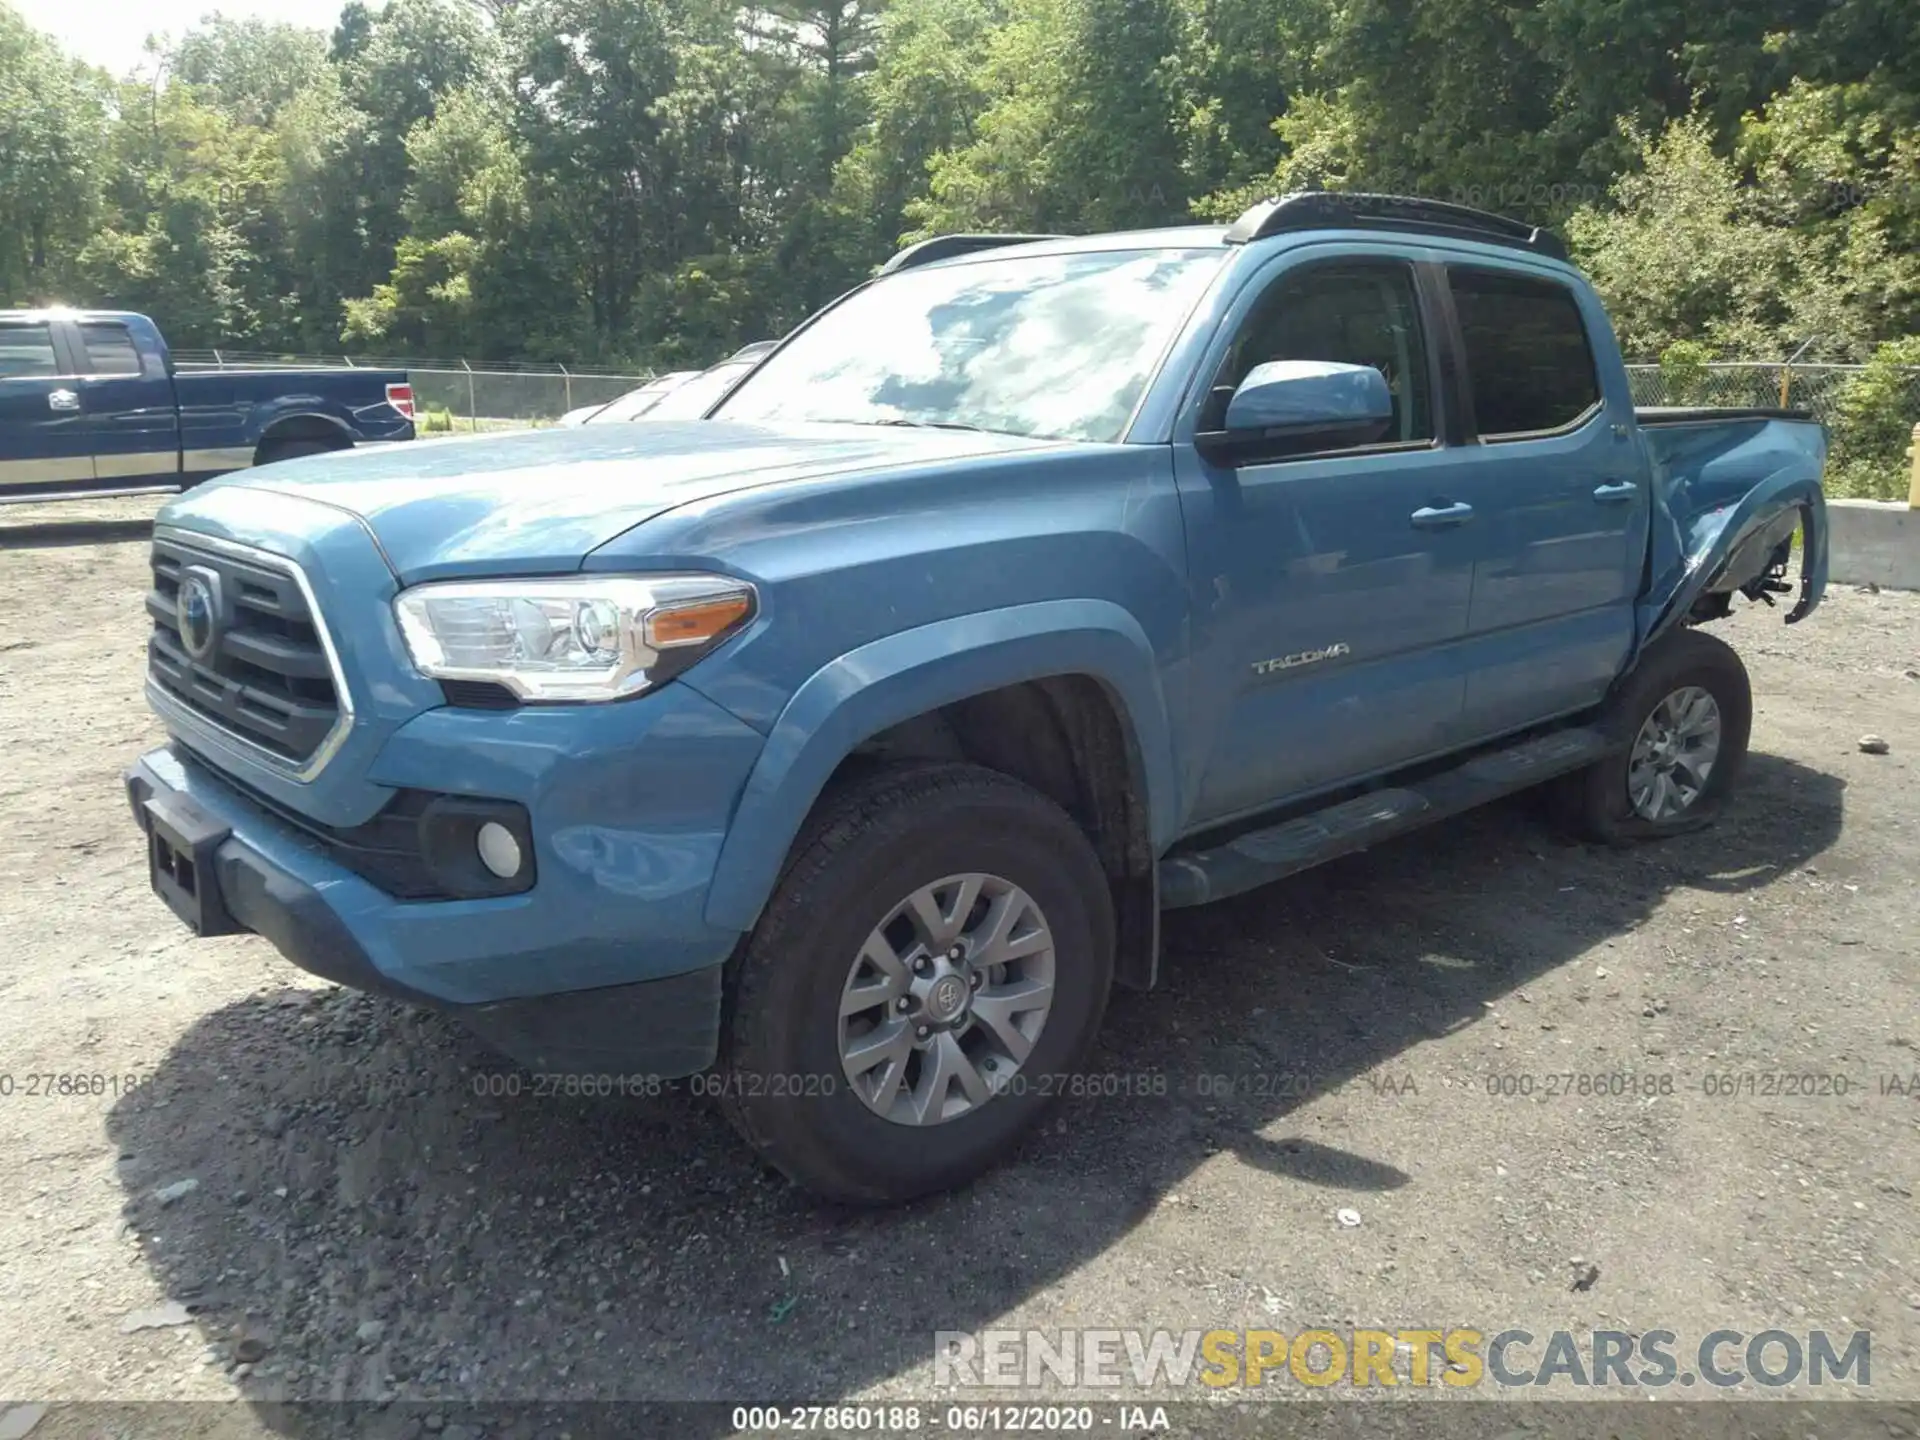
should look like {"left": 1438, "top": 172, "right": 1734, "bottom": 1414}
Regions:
{"left": 123, "top": 195, "right": 1828, "bottom": 1203}
{"left": 0, "top": 309, "right": 414, "bottom": 505}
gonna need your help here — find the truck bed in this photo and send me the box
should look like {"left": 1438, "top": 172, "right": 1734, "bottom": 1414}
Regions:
{"left": 1636, "top": 406, "right": 1816, "bottom": 426}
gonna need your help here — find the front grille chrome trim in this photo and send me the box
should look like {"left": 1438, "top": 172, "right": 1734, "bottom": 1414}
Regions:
{"left": 149, "top": 524, "right": 356, "bottom": 782}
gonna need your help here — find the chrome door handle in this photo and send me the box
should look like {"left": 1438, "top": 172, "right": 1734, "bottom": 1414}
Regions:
{"left": 1411, "top": 501, "right": 1474, "bottom": 528}
{"left": 1592, "top": 481, "right": 1638, "bottom": 504}
{"left": 48, "top": 389, "right": 79, "bottom": 412}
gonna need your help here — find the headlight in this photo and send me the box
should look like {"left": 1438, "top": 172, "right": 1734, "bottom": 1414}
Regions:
{"left": 393, "top": 574, "right": 756, "bottom": 702}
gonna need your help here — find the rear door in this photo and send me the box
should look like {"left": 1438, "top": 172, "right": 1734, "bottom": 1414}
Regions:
{"left": 66, "top": 317, "right": 181, "bottom": 484}
{"left": 0, "top": 319, "right": 93, "bottom": 497}
{"left": 1441, "top": 264, "right": 1643, "bottom": 738}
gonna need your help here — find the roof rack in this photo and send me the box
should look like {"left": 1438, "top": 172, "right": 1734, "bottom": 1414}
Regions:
{"left": 1223, "top": 192, "right": 1569, "bottom": 261}
{"left": 879, "top": 233, "right": 1065, "bottom": 275}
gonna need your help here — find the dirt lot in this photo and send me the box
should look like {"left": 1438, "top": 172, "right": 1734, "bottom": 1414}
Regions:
{"left": 1, "top": 497, "right": 1917, "bottom": 1437}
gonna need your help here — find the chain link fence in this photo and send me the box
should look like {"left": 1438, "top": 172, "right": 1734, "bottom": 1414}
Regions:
{"left": 173, "top": 350, "right": 1916, "bottom": 495}
{"left": 1622, "top": 361, "right": 1919, "bottom": 422}
{"left": 1624, "top": 361, "right": 1920, "bottom": 498}
{"left": 171, "top": 350, "right": 653, "bottom": 430}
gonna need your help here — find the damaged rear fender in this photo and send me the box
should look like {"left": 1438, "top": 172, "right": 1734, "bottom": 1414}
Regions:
{"left": 1637, "top": 436, "right": 1828, "bottom": 658}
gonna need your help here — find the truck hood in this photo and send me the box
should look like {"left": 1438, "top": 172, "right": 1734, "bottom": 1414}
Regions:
{"left": 183, "top": 421, "right": 1054, "bottom": 580}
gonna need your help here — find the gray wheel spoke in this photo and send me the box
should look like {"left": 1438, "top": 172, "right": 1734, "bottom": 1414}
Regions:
{"left": 973, "top": 887, "right": 1048, "bottom": 967}
{"left": 1670, "top": 754, "right": 1710, "bottom": 794}
{"left": 971, "top": 978, "right": 1051, "bottom": 1062}
{"left": 857, "top": 930, "right": 911, "bottom": 985}
{"left": 946, "top": 873, "right": 984, "bottom": 940}
{"left": 905, "top": 889, "right": 948, "bottom": 947}
{"left": 906, "top": 874, "right": 981, "bottom": 948}
{"left": 841, "top": 978, "right": 897, "bottom": 1017}
{"left": 866, "top": 1046, "right": 911, "bottom": 1115}
{"left": 914, "top": 1031, "right": 990, "bottom": 1123}
{"left": 1676, "top": 690, "right": 1714, "bottom": 735}
{"left": 844, "top": 1018, "right": 913, "bottom": 1077}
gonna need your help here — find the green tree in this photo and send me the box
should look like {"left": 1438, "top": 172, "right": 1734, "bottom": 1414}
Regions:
{"left": 172, "top": 16, "right": 328, "bottom": 126}
{"left": 1828, "top": 336, "right": 1920, "bottom": 497}
{"left": 0, "top": 2, "right": 108, "bottom": 304}
{"left": 913, "top": 0, "right": 1189, "bottom": 236}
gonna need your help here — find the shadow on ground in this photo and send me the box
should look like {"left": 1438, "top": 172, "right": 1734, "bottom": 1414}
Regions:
{"left": 0, "top": 516, "right": 154, "bottom": 549}
{"left": 104, "top": 754, "right": 1845, "bottom": 1437}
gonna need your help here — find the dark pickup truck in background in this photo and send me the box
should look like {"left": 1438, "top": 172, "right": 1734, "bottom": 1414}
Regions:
{"left": 0, "top": 309, "right": 414, "bottom": 505}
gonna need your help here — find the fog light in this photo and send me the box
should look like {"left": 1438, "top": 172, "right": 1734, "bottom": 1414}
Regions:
{"left": 476, "top": 821, "right": 524, "bottom": 879}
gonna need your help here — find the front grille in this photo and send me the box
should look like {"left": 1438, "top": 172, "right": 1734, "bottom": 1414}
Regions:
{"left": 146, "top": 536, "right": 342, "bottom": 767}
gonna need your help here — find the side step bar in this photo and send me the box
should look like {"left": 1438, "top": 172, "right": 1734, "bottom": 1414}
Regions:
{"left": 1158, "top": 726, "right": 1613, "bottom": 909}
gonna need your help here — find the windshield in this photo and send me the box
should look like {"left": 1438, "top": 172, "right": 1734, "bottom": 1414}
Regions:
{"left": 712, "top": 247, "right": 1224, "bottom": 441}
{"left": 586, "top": 373, "right": 694, "bottom": 423}
{"left": 645, "top": 359, "right": 759, "bottom": 421}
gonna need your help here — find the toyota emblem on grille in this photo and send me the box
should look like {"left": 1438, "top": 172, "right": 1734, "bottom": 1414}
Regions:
{"left": 176, "top": 567, "right": 223, "bottom": 662}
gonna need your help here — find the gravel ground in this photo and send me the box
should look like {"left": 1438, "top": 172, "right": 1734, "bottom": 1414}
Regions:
{"left": 1, "top": 497, "right": 1917, "bottom": 1438}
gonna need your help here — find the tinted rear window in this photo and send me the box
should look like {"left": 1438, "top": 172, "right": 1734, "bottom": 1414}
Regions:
{"left": 1449, "top": 269, "right": 1599, "bottom": 437}
{"left": 81, "top": 323, "right": 143, "bottom": 375}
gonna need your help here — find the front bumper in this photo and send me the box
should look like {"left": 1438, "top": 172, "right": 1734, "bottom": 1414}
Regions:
{"left": 125, "top": 675, "right": 767, "bottom": 1076}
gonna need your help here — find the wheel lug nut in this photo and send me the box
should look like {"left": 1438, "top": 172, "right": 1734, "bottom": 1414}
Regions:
{"left": 970, "top": 971, "right": 983, "bottom": 988}
{"left": 915, "top": 1025, "right": 930, "bottom": 1040}
{"left": 946, "top": 945, "right": 964, "bottom": 961}
{"left": 896, "top": 997, "right": 910, "bottom": 1012}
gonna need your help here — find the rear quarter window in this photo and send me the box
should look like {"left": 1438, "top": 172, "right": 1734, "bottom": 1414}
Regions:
{"left": 1448, "top": 269, "right": 1600, "bottom": 438}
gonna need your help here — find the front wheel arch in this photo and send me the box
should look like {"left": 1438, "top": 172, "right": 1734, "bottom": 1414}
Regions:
{"left": 700, "top": 601, "right": 1180, "bottom": 935}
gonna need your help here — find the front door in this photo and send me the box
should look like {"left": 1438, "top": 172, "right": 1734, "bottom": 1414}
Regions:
{"left": 1175, "top": 252, "right": 1478, "bottom": 828}
{"left": 0, "top": 318, "right": 93, "bottom": 497}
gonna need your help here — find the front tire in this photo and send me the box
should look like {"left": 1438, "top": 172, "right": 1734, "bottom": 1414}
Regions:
{"left": 1556, "top": 627, "right": 1753, "bottom": 844}
{"left": 718, "top": 763, "right": 1115, "bottom": 1205}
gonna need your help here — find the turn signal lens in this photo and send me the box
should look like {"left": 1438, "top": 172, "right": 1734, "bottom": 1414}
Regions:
{"left": 646, "top": 594, "right": 755, "bottom": 649}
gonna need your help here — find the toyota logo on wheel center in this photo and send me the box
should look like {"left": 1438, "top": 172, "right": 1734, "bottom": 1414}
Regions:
{"left": 927, "top": 974, "right": 968, "bottom": 1022}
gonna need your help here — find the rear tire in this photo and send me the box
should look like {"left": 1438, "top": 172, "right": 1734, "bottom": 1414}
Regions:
{"left": 1554, "top": 627, "right": 1752, "bottom": 844}
{"left": 256, "top": 436, "right": 346, "bottom": 467}
{"left": 717, "top": 762, "right": 1115, "bottom": 1205}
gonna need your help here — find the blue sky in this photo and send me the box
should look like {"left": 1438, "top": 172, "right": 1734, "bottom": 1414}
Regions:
{"left": 18, "top": 0, "right": 344, "bottom": 77}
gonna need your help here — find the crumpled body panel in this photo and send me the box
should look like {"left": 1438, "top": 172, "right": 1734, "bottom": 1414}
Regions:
{"left": 1637, "top": 412, "right": 1828, "bottom": 654}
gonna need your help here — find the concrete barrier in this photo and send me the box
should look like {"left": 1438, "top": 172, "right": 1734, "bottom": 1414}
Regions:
{"left": 1828, "top": 499, "right": 1920, "bottom": 591}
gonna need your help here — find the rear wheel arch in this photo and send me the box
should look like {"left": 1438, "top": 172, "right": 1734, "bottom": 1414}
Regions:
{"left": 253, "top": 415, "right": 353, "bottom": 466}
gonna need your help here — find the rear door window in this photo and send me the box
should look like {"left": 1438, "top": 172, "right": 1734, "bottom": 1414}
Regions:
{"left": 0, "top": 323, "right": 61, "bottom": 379}
{"left": 1448, "top": 269, "right": 1600, "bottom": 438}
{"left": 80, "top": 323, "right": 144, "bottom": 376}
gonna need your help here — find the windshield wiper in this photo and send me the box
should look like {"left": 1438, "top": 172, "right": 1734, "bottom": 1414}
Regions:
{"left": 857, "top": 417, "right": 992, "bottom": 432}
